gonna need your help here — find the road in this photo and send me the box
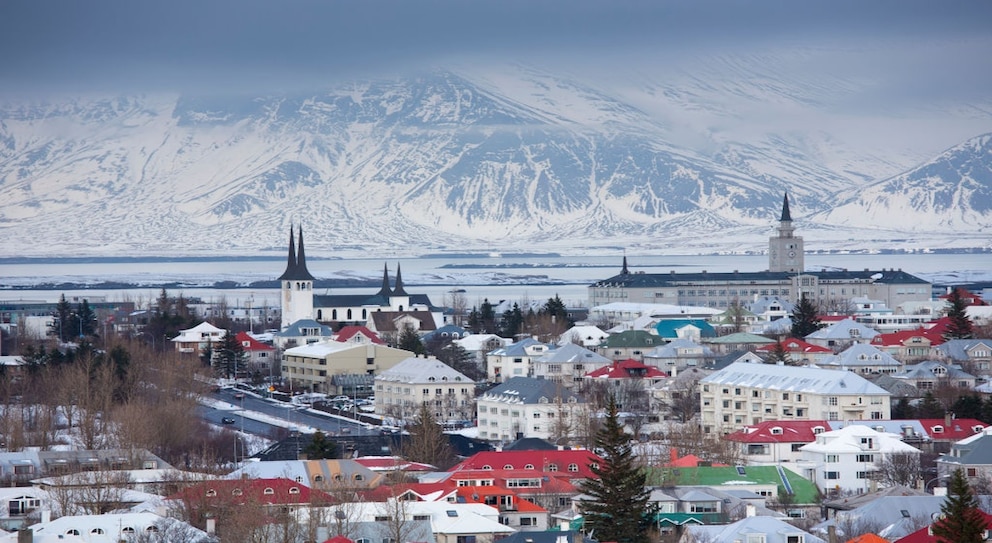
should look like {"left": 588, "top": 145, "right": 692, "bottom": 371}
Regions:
{"left": 202, "top": 387, "right": 380, "bottom": 438}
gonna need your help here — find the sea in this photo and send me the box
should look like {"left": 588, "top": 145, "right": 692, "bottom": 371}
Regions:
{"left": 0, "top": 252, "right": 989, "bottom": 311}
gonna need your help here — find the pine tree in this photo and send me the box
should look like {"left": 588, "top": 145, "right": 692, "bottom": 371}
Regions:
{"left": 397, "top": 325, "right": 426, "bottom": 355}
{"left": 944, "top": 287, "right": 975, "bottom": 340}
{"left": 214, "top": 330, "right": 245, "bottom": 378}
{"left": 578, "top": 395, "right": 652, "bottom": 543}
{"left": 931, "top": 468, "right": 987, "bottom": 543}
{"left": 53, "top": 294, "right": 74, "bottom": 342}
{"left": 76, "top": 299, "right": 97, "bottom": 337}
{"left": 499, "top": 303, "right": 524, "bottom": 338}
{"left": 303, "top": 430, "right": 338, "bottom": 459}
{"left": 766, "top": 339, "right": 794, "bottom": 365}
{"left": 790, "top": 295, "right": 823, "bottom": 338}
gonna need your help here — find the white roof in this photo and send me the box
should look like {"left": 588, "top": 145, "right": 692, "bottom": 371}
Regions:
{"left": 801, "top": 425, "right": 922, "bottom": 454}
{"left": 591, "top": 302, "right": 722, "bottom": 316}
{"left": 375, "top": 357, "right": 473, "bottom": 384}
{"left": 453, "top": 333, "right": 510, "bottom": 351}
{"left": 283, "top": 339, "right": 363, "bottom": 358}
{"left": 701, "top": 362, "right": 890, "bottom": 396}
{"left": 28, "top": 512, "right": 205, "bottom": 543}
{"left": 805, "top": 318, "right": 879, "bottom": 340}
{"left": 557, "top": 325, "right": 609, "bottom": 346}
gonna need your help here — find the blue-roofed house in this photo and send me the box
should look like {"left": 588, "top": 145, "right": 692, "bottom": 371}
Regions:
{"left": 818, "top": 343, "right": 903, "bottom": 375}
{"left": 932, "top": 339, "right": 992, "bottom": 376}
{"left": 486, "top": 338, "right": 554, "bottom": 383}
{"left": 805, "top": 318, "right": 880, "bottom": 350}
{"left": 273, "top": 319, "right": 335, "bottom": 349}
{"left": 655, "top": 319, "right": 717, "bottom": 342}
{"left": 643, "top": 338, "right": 716, "bottom": 374}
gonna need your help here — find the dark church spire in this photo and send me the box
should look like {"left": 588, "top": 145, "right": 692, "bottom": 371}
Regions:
{"left": 392, "top": 263, "right": 409, "bottom": 296}
{"left": 278, "top": 225, "right": 315, "bottom": 281}
{"left": 376, "top": 263, "right": 392, "bottom": 297}
{"left": 621, "top": 255, "right": 630, "bottom": 275}
{"left": 780, "top": 193, "right": 793, "bottom": 222}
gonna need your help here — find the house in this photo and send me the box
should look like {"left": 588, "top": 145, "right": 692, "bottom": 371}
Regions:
{"left": 588, "top": 302, "right": 720, "bottom": 331}
{"left": 811, "top": 494, "right": 944, "bottom": 541}
{"left": 0, "top": 486, "right": 49, "bottom": 531}
{"left": 932, "top": 338, "right": 992, "bottom": 375}
{"left": 893, "top": 509, "right": 992, "bottom": 543}
{"left": 681, "top": 514, "right": 826, "bottom": 543}
{"left": 332, "top": 325, "right": 385, "bottom": 345}
{"left": 367, "top": 310, "right": 441, "bottom": 345}
{"left": 227, "top": 459, "right": 384, "bottom": 489}
{"left": 870, "top": 328, "right": 943, "bottom": 361}
{"left": 724, "top": 420, "right": 830, "bottom": 465}
{"left": 531, "top": 343, "right": 612, "bottom": 387}
{"left": 818, "top": 343, "right": 903, "bottom": 375}
{"left": 421, "top": 324, "right": 471, "bottom": 344}
{"left": 798, "top": 425, "right": 923, "bottom": 495}
{"left": 235, "top": 331, "right": 276, "bottom": 375}
{"left": 0, "top": 449, "right": 170, "bottom": 487}
{"left": 805, "top": 319, "right": 880, "bottom": 350}
{"left": 596, "top": 330, "right": 664, "bottom": 362}
{"left": 753, "top": 338, "right": 832, "bottom": 366}
{"left": 654, "top": 319, "right": 717, "bottom": 342}
{"left": 475, "top": 377, "right": 584, "bottom": 443}
{"left": 274, "top": 319, "right": 335, "bottom": 349}
{"left": 326, "top": 500, "right": 514, "bottom": 543}
{"left": 170, "top": 321, "right": 226, "bottom": 354}
{"left": 451, "top": 449, "right": 601, "bottom": 480}
{"left": 936, "top": 426, "right": 992, "bottom": 483}
{"left": 699, "top": 362, "right": 891, "bottom": 434}
{"left": 280, "top": 340, "right": 413, "bottom": 394}
{"left": 456, "top": 486, "right": 549, "bottom": 531}
{"left": 17, "top": 512, "right": 207, "bottom": 543}
{"left": 703, "top": 332, "right": 776, "bottom": 355}
{"left": 453, "top": 334, "right": 511, "bottom": 371}
{"left": 644, "top": 465, "right": 821, "bottom": 508}
{"left": 170, "top": 477, "right": 335, "bottom": 516}
{"left": 642, "top": 338, "right": 716, "bottom": 374}
{"left": 891, "top": 360, "right": 978, "bottom": 392}
{"left": 584, "top": 359, "right": 667, "bottom": 383}
{"left": 556, "top": 325, "right": 609, "bottom": 348}
{"left": 374, "top": 356, "right": 476, "bottom": 424}
{"left": 486, "top": 338, "right": 554, "bottom": 383}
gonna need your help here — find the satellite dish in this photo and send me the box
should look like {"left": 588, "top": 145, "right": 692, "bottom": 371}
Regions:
{"left": 870, "top": 273, "right": 883, "bottom": 280}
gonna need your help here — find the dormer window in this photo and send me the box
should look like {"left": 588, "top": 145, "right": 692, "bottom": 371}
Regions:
{"left": 812, "top": 426, "right": 825, "bottom": 434}
{"left": 770, "top": 427, "right": 783, "bottom": 435}
{"left": 263, "top": 488, "right": 274, "bottom": 495}
{"left": 933, "top": 425, "right": 944, "bottom": 433}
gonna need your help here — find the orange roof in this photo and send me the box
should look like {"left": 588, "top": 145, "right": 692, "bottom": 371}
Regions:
{"left": 665, "top": 454, "right": 727, "bottom": 468}
{"left": 847, "top": 534, "right": 888, "bottom": 543}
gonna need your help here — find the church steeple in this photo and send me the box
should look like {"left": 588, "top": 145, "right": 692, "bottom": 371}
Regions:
{"left": 278, "top": 225, "right": 315, "bottom": 281}
{"left": 295, "top": 226, "right": 315, "bottom": 280}
{"left": 392, "top": 263, "right": 409, "bottom": 296}
{"left": 278, "top": 225, "right": 298, "bottom": 280}
{"left": 780, "top": 193, "right": 793, "bottom": 222}
{"left": 376, "top": 263, "right": 392, "bottom": 297}
{"left": 621, "top": 255, "right": 630, "bottom": 275}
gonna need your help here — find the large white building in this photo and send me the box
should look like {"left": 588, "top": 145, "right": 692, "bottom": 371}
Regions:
{"left": 699, "top": 362, "right": 891, "bottom": 434}
{"left": 798, "top": 425, "right": 922, "bottom": 495}
{"left": 476, "top": 377, "right": 584, "bottom": 443}
{"left": 374, "top": 356, "right": 476, "bottom": 424}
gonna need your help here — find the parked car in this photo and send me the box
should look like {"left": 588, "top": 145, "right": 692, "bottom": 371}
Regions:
{"left": 221, "top": 417, "right": 236, "bottom": 425}
{"left": 233, "top": 392, "right": 245, "bottom": 400}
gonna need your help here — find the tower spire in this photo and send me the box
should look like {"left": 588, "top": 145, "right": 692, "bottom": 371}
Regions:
{"left": 295, "top": 225, "right": 315, "bottom": 280}
{"left": 621, "top": 254, "right": 630, "bottom": 275}
{"left": 377, "top": 263, "right": 392, "bottom": 297}
{"left": 278, "top": 225, "right": 298, "bottom": 280}
{"left": 392, "top": 262, "right": 408, "bottom": 296}
{"left": 780, "top": 193, "right": 792, "bottom": 222}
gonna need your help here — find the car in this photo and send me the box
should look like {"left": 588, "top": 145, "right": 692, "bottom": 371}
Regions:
{"left": 233, "top": 392, "right": 245, "bottom": 400}
{"left": 221, "top": 417, "right": 236, "bottom": 425}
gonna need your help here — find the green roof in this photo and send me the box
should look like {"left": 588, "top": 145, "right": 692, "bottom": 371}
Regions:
{"left": 644, "top": 465, "right": 820, "bottom": 504}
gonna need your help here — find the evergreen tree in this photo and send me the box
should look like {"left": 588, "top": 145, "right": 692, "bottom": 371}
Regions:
{"left": 499, "top": 303, "right": 524, "bottom": 338}
{"left": 542, "top": 295, "right": 573, "bottom": 327}
{"left": 479, "top": 299, "right": 497, "bottom": 334}
{"left": 892, "top": 397, "right": 916, "bottom": 420}
{"left": 397, "top": 325, "right": 426, "bottom": 355}
{"left": 213, "top": 330, "right": 244, "bottom": 378}
{"left": 917, "top": 392, "right": 945, "bottom": 419}
{"left": 402, "top": 402, "right": 456, "bottom": 470}
{"left": 303, "top": 430, "right": 338, "bottom": 459}
{"left": 76, "top": 299, "right": 97, "bottom": 337}
{"left": 931, "top": 468, "right": 987, "bottom": 543}
{"left": 578, "top": 395, "right": 652, "bottom": 543}
{"left": 766, "top": 339, "right": 794, "bottom": 365}
{"left": 790, "top": 295, "right": 823, "bottom": 338}
{"left": 953, "top": 395, "right": 985, "bottom": 421}
{"left": 53, "top": 294, "right": 74, "bottom": 342}
{"left": 944, "top": 287, "right": 975, "bottom": 340}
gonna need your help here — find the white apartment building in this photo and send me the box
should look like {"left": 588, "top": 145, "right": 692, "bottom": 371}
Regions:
{"left": 374, "top": 356, "right": 476, "bottom": 424}
{"left": 798, "top": 425, "right": 922, "bottom": 495}
{"left": 476, "top": 377, "right": 584, "bottom": 443}
{"left": 531, "top": 343, "right": 612, "bottom": 387}
{"left": 699, "top": 362, "right": 891, "bottom": 434}
{"left": 486, "top": 338, "right": 554, "bottom": 383}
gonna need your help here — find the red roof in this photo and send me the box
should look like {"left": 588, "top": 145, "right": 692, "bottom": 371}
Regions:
{"left": 917, "top": 418, "right": 988, "bottom": 440}
{"left": 665, "top": 454, "right": 727, "bottom": 468}
{"left": 446, "top": 468, "right": 580, "bottom": 494}
{"left": 755, "top": 338, "right": 832, "bottom": 354}
{"left": 170, "top": 477, "right": 333, "bottom": 506}
{"left": 871, "top": 328, "right": 944, "bottom": 347}
{"left": 895, "top": 510, "right": 992, "bottom": 542}
{"left": 451, "top": 450, "right": 603, "bottom": 479}
{"left": 235, "top": 331, "right": 275, "bottom": 352}
{"left": 820, "top": 315, "right": 853, "bottom": 323}
{"left": 322, "top": 537, "right": 355, "bottom": 543}
{"left": 724, "top": 420, "right": 829, "bottom": 444}
{"left": 847, "top": 534, "right": 890, "bottom": 543}
{"left": 585, "top": 359, "right": 667, "bottom": 379}
{"left": 938, "top": 287, "right": 987, "bottom": 306}
{"left": 333, "top": 325, "right": 385, "bottom": 344}
{"left": 456, "top": 486, "right": 548, "bottom": 513}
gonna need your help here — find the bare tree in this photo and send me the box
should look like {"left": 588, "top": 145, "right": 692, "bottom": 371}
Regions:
{"left": 47, "top": 470, "right": 132, "bottom": 517}
{"left": 873, "top": 452, "right": 923, "bottom": 488}
{"left": 663, "top": 380, "right": 700, "bottom": 423}
{"left": 377, "top": 496, "right": 418, "bottom": 543}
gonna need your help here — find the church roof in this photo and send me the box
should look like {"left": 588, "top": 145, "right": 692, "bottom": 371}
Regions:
{"left": 780, "top": 192, "right": 792, "bottom": 222}
{"left": 277, "top": 225, "right": 315, "bottom": 281}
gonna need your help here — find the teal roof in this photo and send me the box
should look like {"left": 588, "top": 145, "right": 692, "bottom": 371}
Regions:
{"left": 655, "top": 319, "right": 716, "bottom": 339}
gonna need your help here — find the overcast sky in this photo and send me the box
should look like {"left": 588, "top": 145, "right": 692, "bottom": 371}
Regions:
{"left": 1, "top": 0, "right": 990, "bottom": 97}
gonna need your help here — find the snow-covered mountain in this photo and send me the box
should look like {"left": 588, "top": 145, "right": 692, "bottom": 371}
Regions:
{"left": 0, "top": 68, "right": 989, "bottom": 258}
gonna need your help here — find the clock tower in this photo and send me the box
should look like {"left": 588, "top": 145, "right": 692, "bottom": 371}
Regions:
{"left": 768, "top": 193, "right": 804, "bottom": 273}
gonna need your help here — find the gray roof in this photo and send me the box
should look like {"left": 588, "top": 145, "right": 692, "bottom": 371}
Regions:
{"left": 275, "top": 319, "right": 334, "bottom": 337}
{"left": 687, "top": 516, "right": 825, "bottom": 543}
{"left": 820, "top": 343, "right": 902, "bottom": 368}
{"left": 591, "top": 268, "right": 929, "bottom": 289}
{"left": 894, "top": 360, "right": 976, "bottom": 381}
{"left": 805, "top": 318, "right": 879, "bottom": 340}
{"left": 480, "top": 377, "right": 580, "bottom": 405}
{"left": 643, "top": 338, "right": 714, "bottom": 358}
{"left": 813, "top": 495, "right": 944, "bottom": 540}
{"left": 935, "top": 339, "right": 992, "bottom": 361}
{"left": 376, "top": 357, "right": 473, "bottom": 384}
{"left": 534, "top": 343, "right": 611, "bottom": 364}
{"left": 701, "top": 362, "right": 891, "bottom": 396}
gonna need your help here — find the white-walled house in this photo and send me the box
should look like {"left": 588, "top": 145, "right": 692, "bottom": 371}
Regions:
{"left": 170, "top": 321, "right": 226, "bottom": 354}
{"left": 798, "top": 425, "right": 922, "bottom": 495}
{"left": 374, "top": 356, "right": 476, "bottom": 424}
{"left": 486, "top": 338, "right": 554, "bottom": 383}
{"left": 531, "top": 343, "right": 611, "bottom": 387}
{"left": 476, "top": 377, "right": 584, "bottom": 443}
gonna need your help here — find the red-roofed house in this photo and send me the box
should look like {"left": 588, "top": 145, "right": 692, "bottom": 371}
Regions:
{"left": 332, "top": 325, "right": 385, "bottom": 345}
{"left": 322, "top": 536, "right": 355, "bottom": 543}
{"left": 236, "top": 331, "right": 276, "bottom": 375}
{"left": 445, "top": 468, "right": 580, "bottom": 514}
{"left": 938, "top": 287, "right": 987, "bottom": 306}
{"left": 894, "top": 509, "right": 992, "bottom": 543}
{"left": 917, "top": 417, "right": 988, "bottom": 445}
{"left": 755, "top": 338, "right": 833, "bottom": 365}
{"left": 169, "top": 477, "right": 335, "bottom": 529}
{"left": 871, "top": 328, "right": 944, "bottom": 360}
{"left": 584, "top": 359, "right": 667, "bottom": 384}
{"left": 451, "top": 450, "right": 602, "bottom": 480}
{"left": 724, "top": 420, "right": 829, "bottom": 465}
{"left": 456, "top": 486, "right": 549, "bottom": 531}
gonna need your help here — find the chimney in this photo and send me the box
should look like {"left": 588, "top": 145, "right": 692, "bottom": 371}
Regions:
{"left": 828, "top": 525, "right": 837, "bottom": 543}
{"left": 206, "top": 516, "right": 216, "bottom": 536}
{"left": 945, "top": 412, "right": 953, "bottom": 429}
{"left": 670, "top": 447, "right": 678, "bottom": 464}
{"left": 17, "top": 528, "right": 31, "bottom": 543}
{"left": 745, "top": 503, "right": 756, "bottom": 517}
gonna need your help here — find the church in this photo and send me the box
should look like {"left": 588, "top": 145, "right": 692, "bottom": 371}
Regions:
{"left": 277, "top": 226, "right": 440, "bottom": 332}
{"left": 588, "top": 194, "right": 932, "bottom": 311}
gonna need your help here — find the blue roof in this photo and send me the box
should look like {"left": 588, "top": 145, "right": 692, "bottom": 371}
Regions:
{"left": 655, "top": 319, "right": 716, "bottom": 338}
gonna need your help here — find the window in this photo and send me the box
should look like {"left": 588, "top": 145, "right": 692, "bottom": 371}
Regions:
{"left": 568, "top": 463, "right": 579, "bottom": 472}
{"left": 856, "top": 454, "right": 874, "bottom": 463}
{"left": 263, "top": 487, "right": 274, "bottom": 495}
{"left": 374, "top": 516, "right": 390, "bottom": 522}
{"left": 828, "top": 397, "right": 838, "bottom": 406}
{"left": 457, "top": 537, "right": 477, "bottom": 543}
{"left": 825, "top": 471, "right": 840, "bottom": 480}
{"left": 857, "top": 471, "right": 868, "bottom": 479}
{"left": 520, "top": 517, "right": 536, "bottom": 526}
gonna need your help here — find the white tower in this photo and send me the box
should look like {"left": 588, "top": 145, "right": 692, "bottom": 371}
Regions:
{"left": 768, "top": 193, "right": 804, "bottom": 273}
{"left": 278, "top": 225, "right": 315, "bottom": 330}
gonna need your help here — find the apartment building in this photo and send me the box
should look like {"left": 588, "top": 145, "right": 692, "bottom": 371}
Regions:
{"left": 798, "top": 425, "right": 922, "bottom": 495}
{"left": 476, "top": 377, "right": 584, "bottom": 442}
{"left": 374, "top": 356, "right": 476, "bottom": 424}
{"left": 699, "top": 362, "right": 891, "bottom": 434}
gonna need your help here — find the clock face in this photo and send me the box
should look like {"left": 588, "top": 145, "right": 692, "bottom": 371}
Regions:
{"left": 788, "top": 251, "right": 796, "bottom": 258}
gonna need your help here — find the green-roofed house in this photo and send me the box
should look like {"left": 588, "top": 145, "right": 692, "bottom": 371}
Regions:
{"left": 597, "top": 330, "right": 663, "bottom": 362}
{"left": 644, "top": 465, "right": 820, "bottom": 507}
